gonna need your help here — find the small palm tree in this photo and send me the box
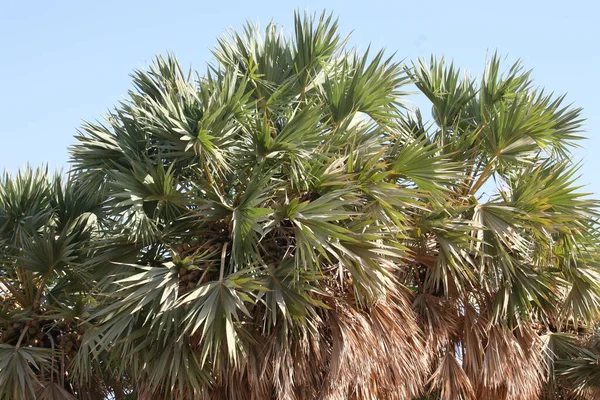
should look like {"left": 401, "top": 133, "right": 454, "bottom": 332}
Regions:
{"left": 0, "top": 168, "right": 117, "bottom": 399}
{"left": 2, "top": 10, "right": 599, "bottom": 400}
{"left": 406, "top": 55, "right": 600, "bottom": 400}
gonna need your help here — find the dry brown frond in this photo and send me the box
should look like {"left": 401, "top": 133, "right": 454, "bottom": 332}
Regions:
{"left": 427, "top": 351, "right": 476, "bottom": 400}
{"left": 461, "top": 301, "right": 486, "bottom": 381}
{"left": 476, "top": 325, "right": 545, "bottom": 400}
{"left": 203, "top": 288, "right": 428, "bottom": 400}
{"left": 413, "top": 293, "right": 460, "bottom": 352}
{"left": 322, "top": 292, "right": 428, "bottom": 400}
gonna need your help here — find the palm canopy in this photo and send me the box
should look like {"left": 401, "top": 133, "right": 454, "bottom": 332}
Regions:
{"left": 1, "top": 10, "right": 600, "bottom": 400}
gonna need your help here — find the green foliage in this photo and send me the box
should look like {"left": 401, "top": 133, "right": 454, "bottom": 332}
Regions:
{"left": 2, "top": 10, "right": 600, "bottom": 400}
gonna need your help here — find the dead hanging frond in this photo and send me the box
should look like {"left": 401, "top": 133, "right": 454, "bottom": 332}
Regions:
{"left": 199, "top": 289, "right": 428, "bottom": 400}
{"left": 461, "top": 300, "right": 487, "bottom": 381}
{"left": 413, "top": 293, "right": 460, "bottom": 352}
{"left": 476, "top": 325, "right": 546, "bottom": 400}
{"left": 322, "top": 291, "right": 428, "bottom": 400}
{"left": 427, "top": 351, "right": 476, "bottom": 400}
{"left": 210, "top": 321, "right": 329, "bottom": 400}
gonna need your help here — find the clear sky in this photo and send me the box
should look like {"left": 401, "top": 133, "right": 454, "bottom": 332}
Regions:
{"left": 1, "top": 0, "right": 598, "bottom": 193}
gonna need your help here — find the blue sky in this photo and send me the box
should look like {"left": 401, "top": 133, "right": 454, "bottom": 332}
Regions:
{"left": 1, "top": 0, "right": 598, "bottom": 193}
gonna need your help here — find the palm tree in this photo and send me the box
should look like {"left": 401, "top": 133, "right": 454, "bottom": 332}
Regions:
{"left": 70, "top": 13, "right": 429, "bottom": 398}
{"left": 0, "top": 168, "right": 118, "bottom": 399}
{"left": 405, "top": 55, "right": 600, "bottom": 400}
{"left": 2, "top": 10, "right": 599, "bottom": 400}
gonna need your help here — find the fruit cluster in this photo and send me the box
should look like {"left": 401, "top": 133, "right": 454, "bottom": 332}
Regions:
{"left": 0, "top": 316, "right": 84, "bottom": 359}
